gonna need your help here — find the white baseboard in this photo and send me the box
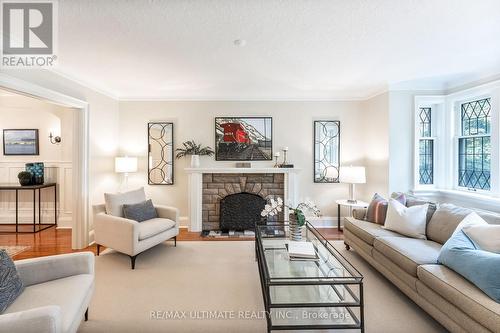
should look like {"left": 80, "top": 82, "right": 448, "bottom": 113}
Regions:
{"left": 308, "top": 216, "right": 343, "bottom": 228}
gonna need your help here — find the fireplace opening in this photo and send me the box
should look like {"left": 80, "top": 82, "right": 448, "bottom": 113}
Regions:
{"left": 219, "top": 192, "right": 266, "bottom": 231}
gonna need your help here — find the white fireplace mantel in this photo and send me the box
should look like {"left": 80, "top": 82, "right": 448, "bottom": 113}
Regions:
{"left": 186, "top": 167, "right": 301, "bottom": 232}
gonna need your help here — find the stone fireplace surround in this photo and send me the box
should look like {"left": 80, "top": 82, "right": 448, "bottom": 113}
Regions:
{"left": 186, "top": 168, "right": 300, "bottom": 232}
{"left": 202, "top": 173, "right": 284, "bottom": 230}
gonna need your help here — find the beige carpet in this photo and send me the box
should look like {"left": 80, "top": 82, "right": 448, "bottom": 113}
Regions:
{"left": 79, "top": 241, "right": 446, "bottom": 333}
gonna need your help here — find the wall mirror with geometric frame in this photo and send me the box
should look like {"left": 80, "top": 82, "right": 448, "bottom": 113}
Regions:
{"left": 148, "top": 122, "right": 174, "bottom": 185}
{"left": 314, "top": 120, "right": 340, "bottom": 183}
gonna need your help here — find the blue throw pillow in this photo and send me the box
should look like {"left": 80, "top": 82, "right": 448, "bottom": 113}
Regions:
{"left": 123, "top": 199, "right": 158, "bottom": 222}
{"left": 0, "top": 250, "right": 24, "bottom": 313}
{"left": 438, "top": 230, "right": 500, "bottom": 302}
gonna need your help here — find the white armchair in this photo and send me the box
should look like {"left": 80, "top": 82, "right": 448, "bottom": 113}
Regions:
{"left": 0, "top": 252, "right": 94, "bottom": 333}
{"left": 93, "top": 188, "right": 179, "bottom": 269}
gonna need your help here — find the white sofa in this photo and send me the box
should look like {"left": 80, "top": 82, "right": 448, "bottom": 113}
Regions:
{"left": 0, "top": 252, "right": 95, "bottom": 333}
{"left": 93, "top": 188, "right": 179, "bottom": 269}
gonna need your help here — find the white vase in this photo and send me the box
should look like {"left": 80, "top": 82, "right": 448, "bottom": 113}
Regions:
{"left": 190, "top": 155, "right": 200, "bottom": 168}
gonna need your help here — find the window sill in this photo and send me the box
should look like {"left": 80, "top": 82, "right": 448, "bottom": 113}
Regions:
{"left": 411, "top": 188, "right": 500, "bottom": 214}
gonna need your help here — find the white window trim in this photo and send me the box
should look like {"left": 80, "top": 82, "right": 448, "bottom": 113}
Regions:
{"left": 414, "top": 81, "right": 500, "bottom": 202}
{"left": 413, "top": 96, "right": 445, "bottom": 190}
{"left": 450, "top": 92, "right": 498, "bottom": 195}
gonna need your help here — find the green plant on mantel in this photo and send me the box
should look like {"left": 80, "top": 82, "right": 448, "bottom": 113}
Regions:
{"left": 175, "top": 140, "right": 214, "bottom": 159}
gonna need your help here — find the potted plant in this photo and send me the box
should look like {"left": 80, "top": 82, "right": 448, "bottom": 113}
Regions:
{"left": 261, "top": 197, "right": 320, "bottom": 241}
{"left": 18, "top": 171, "right": 32, "bottom": 186}
{"left": 175, "top": 140, "right": 215, "bottom": 167}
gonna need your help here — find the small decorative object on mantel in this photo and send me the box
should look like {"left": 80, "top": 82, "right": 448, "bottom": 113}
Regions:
{"left": 25, "top": 162, "right": 44, "bottom": 185}
{"left": 176, "top": 140, "right": 215, "bottom": 168}
{"left": 261, "top": 197, "right": 320, "bottom": 241}
{"left": 273, "top": 152, "right": 280, "bottom": 167}
{"left": 273, "top": 147, "right": 294, "bottom": 168}
{"left": 17, "top": 171, "right": 32, "bottom": 186}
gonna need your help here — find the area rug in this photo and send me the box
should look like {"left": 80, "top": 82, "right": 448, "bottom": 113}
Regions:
{"left": 80, "top": 241, "right": 446, "bottom": 333}
{"left": 0, "top": 245, "right": 30, "bottom": 257}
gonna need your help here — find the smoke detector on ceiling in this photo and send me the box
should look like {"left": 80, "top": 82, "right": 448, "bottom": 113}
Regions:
{"left": 233, "top": 39, "right": 247, "bottom": 47}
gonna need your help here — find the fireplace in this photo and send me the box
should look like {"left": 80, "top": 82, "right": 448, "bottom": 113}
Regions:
{"left": 186, "top": 168, "right": 299, "bottom": 232}
{"left": 201, "top": 173, "right": 285, "bottom": 231}
{"left": 220, "top": 192, "right": 266, "bottom": 231}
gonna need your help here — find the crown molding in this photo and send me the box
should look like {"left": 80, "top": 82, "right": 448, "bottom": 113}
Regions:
{"left": 49, "top": 68, "right": 120, "bottom": 100}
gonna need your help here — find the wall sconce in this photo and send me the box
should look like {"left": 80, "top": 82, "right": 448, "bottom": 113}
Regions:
{"left": 49, "top": 132, "right": 61, "bottom": 144}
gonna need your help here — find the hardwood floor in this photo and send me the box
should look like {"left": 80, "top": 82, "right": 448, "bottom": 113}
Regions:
{"left": 0, "top": 226, "right": 344, "bottom": 260}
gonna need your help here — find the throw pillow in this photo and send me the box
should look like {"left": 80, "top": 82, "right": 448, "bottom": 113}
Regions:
{"left": 451, "top": 212, "right": 488, "bottom": 238}
{"left": 123, "top": 199, "right": 158, "bottom": 222}
{"left": 383, "top": 199, "right": 428, "bottom": 239}
{"left": 426, "top": 203, "right": 473, "bottom": 245}
{"left": 463, "top": 224, "right": 500, "bottom": 254}
{"left": 365, "top": 193, "right": 405, "bottom": 225}
{"left": 0, "top": 250, "right": 24, "bottom": 313}
{"left": 104, "top": 187, "right": 147, "bottom": 217}
{"left": 438, "top": 230, "right": 500, "bottom": 303}
{"left": 406, "top": 196, "right": 437, "bottom": 224}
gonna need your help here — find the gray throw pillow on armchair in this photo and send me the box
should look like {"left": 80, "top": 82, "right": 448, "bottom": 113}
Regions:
{"left": 0, "top": 250, "right": 24, "bottom": 313}
{"left": 123, "top": 199, "right": 158, "bottom": 222}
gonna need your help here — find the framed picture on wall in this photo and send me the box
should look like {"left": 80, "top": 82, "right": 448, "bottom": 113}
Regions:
{"left": 314, "top": 121, "right": 340, "bottom": 183}
{"left": 215, "top": 117, "right": 273, "bottom": 161}
{"left": 148, "top": 122, "right": 174, "bottom": 185}
{"left": 3, "top": 129, "right": 39, "bottom": 155}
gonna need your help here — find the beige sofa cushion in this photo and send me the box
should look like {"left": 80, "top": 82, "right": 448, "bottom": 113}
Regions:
{"left": 427, "top": 203, "right": 472, "bottom": 244}
{"left": 418, "top": 264, "right": 500, "bottom": 333}
{"left": 344, "top": 218, "right": 404, "bottom": 245}
{"left": 138, "top": 218, "right": 175, "bottom": 241}
{"left": 104, "top": 187, "right": 146, "bottom": 217}
{"left": 4, "top": 274, "right": 93, "bottom": 333}
{"left": 373, "top": 237, "right": 441, "bottom": 277}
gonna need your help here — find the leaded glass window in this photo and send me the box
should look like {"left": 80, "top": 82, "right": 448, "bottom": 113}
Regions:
{"left": 418, "top": 107, "right": 433, "bottom": 185}
{"left": 458, "top": 98, "right": 491, "bottom": 190}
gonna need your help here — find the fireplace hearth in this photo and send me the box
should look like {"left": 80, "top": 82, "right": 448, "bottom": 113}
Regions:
{"left": 220, "top": 192, "right": 266, "bottom": 231}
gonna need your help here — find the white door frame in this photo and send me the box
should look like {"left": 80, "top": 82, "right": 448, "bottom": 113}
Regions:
{"left": 0, "top": 73, "right": 90, "bottom": 249}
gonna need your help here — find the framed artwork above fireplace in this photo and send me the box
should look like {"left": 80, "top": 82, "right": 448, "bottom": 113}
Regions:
{"left": 215, "top": 117, "right": 272, "bottom": 161}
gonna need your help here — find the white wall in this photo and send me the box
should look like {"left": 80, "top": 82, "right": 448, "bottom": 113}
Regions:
{"left": 360, "top": 92, "right": 390, "bottom": 199}
{"left": 118, "top": 100, "right": 372, "bottom": 224}
{"left": 0, "top": 92, "right": 75, "bottom": 226}
{"left": 1, "top": 69, "right": 121, "bottom": 207}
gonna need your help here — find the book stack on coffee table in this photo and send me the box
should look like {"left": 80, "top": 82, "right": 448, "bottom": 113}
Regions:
{"left": 286, "top": 241, "right": 319, "bottom": 261}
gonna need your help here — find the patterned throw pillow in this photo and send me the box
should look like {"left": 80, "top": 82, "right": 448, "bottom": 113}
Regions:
{"left": 123, "top": 199, "right": 158, "bottom": 222}
{"left": 0, "top": 250, "right": 24, "bottom": 313}
{"left": 366, "top": 193, "right": 406, "bottom": 225}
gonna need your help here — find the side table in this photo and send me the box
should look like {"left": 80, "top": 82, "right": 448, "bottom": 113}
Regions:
{"left": 335, "top": 199, "right": 369, "bottom": 231}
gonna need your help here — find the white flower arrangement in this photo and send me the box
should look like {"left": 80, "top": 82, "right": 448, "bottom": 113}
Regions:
{"left": 261, "top": 197, "right": 321, "bottom": 226}
{"left": 260, "top": 196, "right": 283, "bottom": 217}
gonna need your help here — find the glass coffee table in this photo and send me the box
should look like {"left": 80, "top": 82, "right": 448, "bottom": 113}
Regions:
{"left": 255, "top": 222, "right": 364, "bottom": 332}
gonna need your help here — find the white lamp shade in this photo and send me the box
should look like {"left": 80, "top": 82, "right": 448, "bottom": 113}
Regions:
{"left": 115, "top": 157, "right": 138, "bottom": 173}
{"left": 340, "top": 166, "right": 366, "bottom": 184}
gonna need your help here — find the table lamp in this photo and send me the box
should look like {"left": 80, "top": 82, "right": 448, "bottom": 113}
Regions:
{"left": 339, "top": 166, "right": 366, "bottom": 203}
{"left": 115, "top": 156, "right": 138, "bottom": 189}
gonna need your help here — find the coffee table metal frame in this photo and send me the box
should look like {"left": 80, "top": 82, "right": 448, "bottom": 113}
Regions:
{"left": 255, "top": 222, "right": 364, "bottom": 332}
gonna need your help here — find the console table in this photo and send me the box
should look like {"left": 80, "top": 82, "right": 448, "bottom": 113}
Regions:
{"left": 0, "top": 183, "right": 57, "bottom": 233}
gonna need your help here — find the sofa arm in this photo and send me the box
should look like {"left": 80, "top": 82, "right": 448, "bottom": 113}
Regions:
{"left": 155, "top": 205, "right": 179, "bottom": 223}
{"left": 0, "top": 305, "right": 61, "bottom": 333}
{"left": 352, "top": 208, "right": 367, "bottom": 220}
{"left": 94, "top": 212, "right": 139, "bottom": 255}
{"left": 15, "top": 252, "right": 94, "bottom": 287}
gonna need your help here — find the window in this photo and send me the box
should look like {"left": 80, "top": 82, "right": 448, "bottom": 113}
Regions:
{"left": 418, "top": 107, "right": 433, "bottom": 185}
{"left": 458, "top": 98, "right": 491, "bottom": 191}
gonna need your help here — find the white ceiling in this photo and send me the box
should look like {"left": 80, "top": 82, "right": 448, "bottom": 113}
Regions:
{"left": 54, "top": 0, "right": 500, "bottom": 100}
